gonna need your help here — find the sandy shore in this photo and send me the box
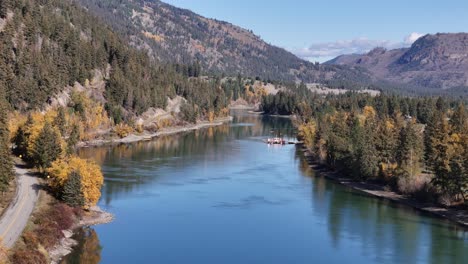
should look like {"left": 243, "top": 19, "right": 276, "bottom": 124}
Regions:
{"left": 302, "top": 148, "right": 468, "bottom": 228}
{"left": 229, "top": 105, "right": 256, "bottom": 110}
{"left": 49, "top": 206, "right": 114, "bottom": 264}
{"left": 77, "top": 116, "right": 233, "bottom": 148}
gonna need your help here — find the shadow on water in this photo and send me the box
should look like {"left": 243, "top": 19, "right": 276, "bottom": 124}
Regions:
{"left": 61, "top": 228, "right": 102, "bottom": 264}
{"left": 296, "top": 150, "right": 468, "bottom": 263}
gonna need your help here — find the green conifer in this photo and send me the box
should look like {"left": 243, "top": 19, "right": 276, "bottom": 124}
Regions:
{"left": 62, "top": 170, "right": 85, "bottom": 207}
{"left": 32, "top": 121, "right": 62, "bottom": 170}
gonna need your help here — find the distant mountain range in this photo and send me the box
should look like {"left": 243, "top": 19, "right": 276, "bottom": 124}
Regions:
{"left": 75, "top": 1, "right": 467, "bottom": 96}
{"left": 326, "top": 33, "right": 468, "bottom": 94}
{"left": 76, "top": 0, "right": 371, "bottom": 88}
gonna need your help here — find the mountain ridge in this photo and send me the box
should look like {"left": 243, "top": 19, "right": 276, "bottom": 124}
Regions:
{"left": 75, "top": 0, "right": 372, "bottom": 88}
{"left": 327, "top": 33, "right": 468, "bottom": 92}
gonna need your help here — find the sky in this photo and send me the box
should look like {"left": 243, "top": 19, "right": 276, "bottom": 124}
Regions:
{"left": 163, "top": 0, "right": 468, "bottom": 62}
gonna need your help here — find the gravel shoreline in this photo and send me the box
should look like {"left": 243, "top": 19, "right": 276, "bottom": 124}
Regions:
{"left": 77, "top": 116, "right": 233, "bottom": 148}
{"left": 302, "top": 148, "right": 468, "bottom": 228}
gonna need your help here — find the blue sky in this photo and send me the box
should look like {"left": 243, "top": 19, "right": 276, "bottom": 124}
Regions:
{"left": 163, "top": 0, "right": 468, "bottom": 62}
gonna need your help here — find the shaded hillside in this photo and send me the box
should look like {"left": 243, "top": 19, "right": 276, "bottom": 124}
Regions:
{"left": 75, "top": 0, "right": 372, "bottom": 86}
{"left": 327, "top": 33, "right": 468, "bottom": 92}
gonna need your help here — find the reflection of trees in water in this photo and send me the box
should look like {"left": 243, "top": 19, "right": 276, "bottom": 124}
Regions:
{"left": 78, "top": 113, "right": 295, "bottom": 205}
{"left": 61, "top": 228, "right": 101, "bottom": 264}
{"left": 301, "top": 153, "right": 468, "bottom": 263}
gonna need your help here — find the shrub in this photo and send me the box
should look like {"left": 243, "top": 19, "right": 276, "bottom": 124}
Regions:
{"left": 36, "top": 221, "right": 63, "bottom": 249}
{"left": 396, "top": 171, "right": 433, "bottom": 195}
{"left": 10, "top": 249, "right": 46, "bottom": 264}
{"left": 114, "top": 123, "right": 133, "bottom": 138}
{"left": 50, "top": 204, "right": 75, "bottom": 230}
{"left": 22, "top": 231, "right": 40, "bottom": 248}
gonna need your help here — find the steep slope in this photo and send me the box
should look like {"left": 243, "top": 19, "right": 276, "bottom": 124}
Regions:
{"left": 75, "top": 0, "right": 372, "bottom": 86}
{"left": 0, "top": 0, "right": 228, "bottom": 121}
{"left": 327, "top": 33, "right": 468, "bottom": 91}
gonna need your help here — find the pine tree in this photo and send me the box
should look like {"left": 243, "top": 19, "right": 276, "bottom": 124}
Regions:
{"left": 427, "top": 111, "right": 457, "bottom": 199}
{"left": 32, "top": 121, "right": 62, "bottom": 170}
{"left": 54, "top": 106, "right": 67, "bottom": 135}
{"left": 67, "top": 123, "right": 80, "bottom": 155}
{"left": 0, "top": 85, "right": 13, "bottom": 192}
{"left": 450, "top": 103, "right": 466, "bottom": 134}
{"left": 62, "top": 170, "right": 85, "bottom": 207}
{"left": 357, "top": 121, "right": 379, "bottom": 179}
{"left": 13, "top": 125, "right": 27, "bottom": 158}
{"left": 396, "top": 120, "right": 423, "bottom": 178}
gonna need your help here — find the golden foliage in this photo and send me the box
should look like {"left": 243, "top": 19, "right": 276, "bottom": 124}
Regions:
{"left": 207, "top": 111, "right": 215, "bottom": 122}
{"left": 298, "top": 120, "right": 317, "bottom": 149}
{"left": 217, "top": 107, "right": 230, "bottom": 118}
{"left": 363, "top": 105, "right": 376, "bottom": 119}
{"left": 135, "top": 123, "right": 144, "bottom": 133}
{"left": 22, "top": 111, "right": 66, "bottom": 159}
{"left": 47, "top": 156, "right": 104, "bottom": 207}
{"left": 71, "top": 91, "right": 110, "bottom": 133}
{"left": 8, "top": 111, "right": 27, "bottom": 142}
{"left": 157, "top": 118, "right": 173, "bottom": 129}
{"left": 114, "top": 123, "right": 133, "bottom": 138}
{"left": 142, "top": 31, "right": 165, "bottom": 42}
{"left": 79, "top": 229, "right": 102, "bottom": 264}
{"left": 380, "top": 162, "right": 398, "bottom": 177}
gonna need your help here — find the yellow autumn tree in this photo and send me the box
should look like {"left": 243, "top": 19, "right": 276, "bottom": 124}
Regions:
{"left": 363, "top": 105, "right": 377, "bottom": 120}
{"left": 16, "top": 110, "right": 66, "bottom": 160}
{"left": 207, "top": 111, "right": 215, "bottom": 122}
{"left": 47, "top": 156, "right": 104, "bottom": 208}
{"left": 297, "top": 120, "right": 317, "bottom": 150}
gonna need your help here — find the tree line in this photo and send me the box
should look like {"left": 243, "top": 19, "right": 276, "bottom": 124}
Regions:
{"left": 293, "top": 92, "right": 467, "bottom": 205}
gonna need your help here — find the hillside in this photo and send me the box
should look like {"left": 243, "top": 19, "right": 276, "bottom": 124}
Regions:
{"left": 327, "top": 33, "right": 468, "bottom": 93}
{"left": 0, "top": 0, "right": 231, "bottom": 124}
{"left": 75, "top": 0, "right": 372, "bottom": 87}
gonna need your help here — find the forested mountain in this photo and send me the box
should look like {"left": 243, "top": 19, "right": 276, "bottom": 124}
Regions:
{"left": 0, "top": 0, "right": 230, "bottom": 122}
{"left": 75, "top": 0, "right": 372, "bottom": 87}
{"left": 327, "top": 33, "right": 468, "bottom": 94}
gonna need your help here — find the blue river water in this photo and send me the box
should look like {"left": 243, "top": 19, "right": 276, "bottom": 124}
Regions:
{"left": 65, "top": 111, "right": 468, "bottom": 263}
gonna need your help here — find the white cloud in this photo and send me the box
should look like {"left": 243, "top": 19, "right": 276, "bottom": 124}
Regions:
{"left": 404, "top": 32, "right": 424, "bottom": 45}
{"left": 291, "top": 32, "right": 425, "bottom": 62}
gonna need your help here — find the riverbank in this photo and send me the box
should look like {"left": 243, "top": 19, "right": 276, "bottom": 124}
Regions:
{"left": 48, "top": 206, "right": 114, "bottom": 264}
{"left": 302, "top": 148, "right": 468, "bottom": 228}
{"left": 47, "top": 117, "right": 232, "bottom": 262}
{"left": 77, "top": 116, "right": 233, "bottom": 148}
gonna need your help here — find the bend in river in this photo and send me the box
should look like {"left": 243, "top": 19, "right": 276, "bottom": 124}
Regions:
{"left": 65, "top": 111, "right": 468, "bottom": 264}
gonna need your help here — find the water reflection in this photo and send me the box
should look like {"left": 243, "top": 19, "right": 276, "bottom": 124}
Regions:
{"left": 307, "top": 168, "right": 468, "bottom": 263}
{"left": 61, "top": 228, "right": 102, "bottom": 264}
{"left": 78, "top": 112, "right": 295, "bottom": 206}
{"left": 66, "top": 111, "right": 467, "bottom": 264}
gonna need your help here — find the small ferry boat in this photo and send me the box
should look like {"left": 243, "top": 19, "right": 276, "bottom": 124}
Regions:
{"left": 267, "top": 137, "right": 286, "bottom": 145}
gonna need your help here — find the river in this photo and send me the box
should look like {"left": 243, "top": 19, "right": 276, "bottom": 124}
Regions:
{"left": 64, "top": 111, "right": 468, "bottom": 263}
